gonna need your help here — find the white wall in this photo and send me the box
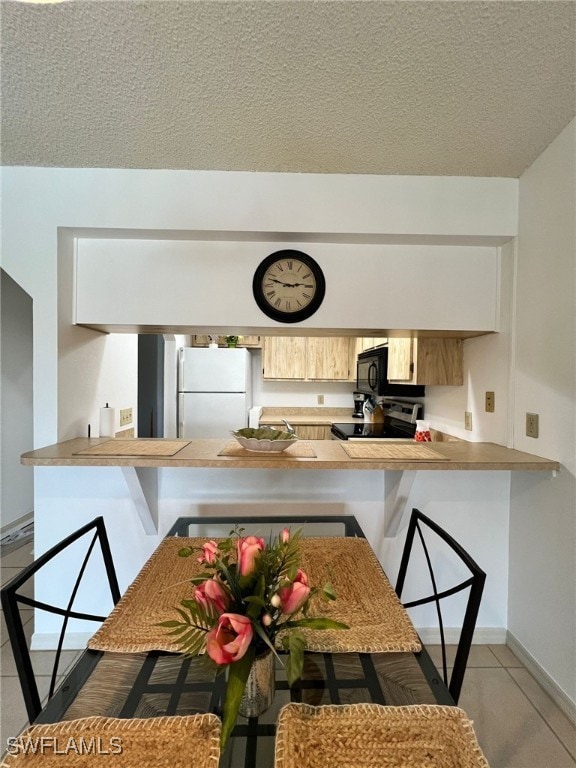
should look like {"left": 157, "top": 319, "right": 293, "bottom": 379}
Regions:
{"left": 57, "top": 231, "right": 138, "bottom": 440}
{"left": 424, "top": 240, "right": 514, "bottom": 443}
{"left": 508, "top": 119, "right": 576, "bottom": 710}
{"left": 0, "top": 270, "right": 34, "bottom": 532}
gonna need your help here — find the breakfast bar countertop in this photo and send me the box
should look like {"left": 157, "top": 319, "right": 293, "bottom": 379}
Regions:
{"left": 21, "top": 437, "right": 560, "bottom": 472}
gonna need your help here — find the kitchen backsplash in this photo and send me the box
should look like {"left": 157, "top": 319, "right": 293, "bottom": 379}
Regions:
{"left": 250, "top": 349, "right": 355, "bottom": 408}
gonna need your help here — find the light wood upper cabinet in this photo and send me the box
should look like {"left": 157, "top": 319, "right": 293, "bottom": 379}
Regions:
{"left": 306, "top": 337, "right": 351, "bottom": 380}
{"left": 361, "top": 337, "right": 387, "bottom": 352}
{"left": 190, "top": 335, "right": 213, "bottom": 347}
{"left": 262, "top": 337, "right": 307, "bottom": 379}
{"left": 388, "top": 338, "right": 464, "bottom": 385}
{"left": 387, "top": 338, "right": 414, "bottom": 381}
{"left": 351, "top": 337, "right": 387, "bottom": 356}
{"left": 239, "top": 336, "right": 262, "bottom": 348}
{"left": 191, "top": 335, "right": 262, "bottom": 348}
{"left": 263, "top": 337, "right": 351, "bottom": 381}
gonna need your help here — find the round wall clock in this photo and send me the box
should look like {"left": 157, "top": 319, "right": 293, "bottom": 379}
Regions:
{"left": 252, "top": 250, "right": 326, "bottom": 323}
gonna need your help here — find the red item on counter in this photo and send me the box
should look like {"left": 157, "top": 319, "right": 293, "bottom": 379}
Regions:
{"left": 414, "top": 420, "right": 431, "bottom": 442}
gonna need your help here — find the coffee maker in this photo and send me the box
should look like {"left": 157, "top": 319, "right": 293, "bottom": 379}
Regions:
{"left": 352, "top": 391, "right": 366, "bottom": 418}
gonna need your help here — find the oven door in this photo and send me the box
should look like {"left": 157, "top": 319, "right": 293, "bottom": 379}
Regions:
{"left": 330, "top": 424, "right": 349, "bottom": 440}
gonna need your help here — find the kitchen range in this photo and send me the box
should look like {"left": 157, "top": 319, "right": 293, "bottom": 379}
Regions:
{"left": 331, "top": 400, "right": 422, "bottom": 441}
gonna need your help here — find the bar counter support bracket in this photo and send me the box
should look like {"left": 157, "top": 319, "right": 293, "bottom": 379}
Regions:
{"left": 384, "top": 470, "right": 417, "bottom": 537}
{"left": 121, "top": 467, "right": 158, "bottom": 535}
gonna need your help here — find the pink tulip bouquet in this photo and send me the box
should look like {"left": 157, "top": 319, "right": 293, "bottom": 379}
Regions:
{"left": 160, "top": 527, "right": 347, "bottom": 748}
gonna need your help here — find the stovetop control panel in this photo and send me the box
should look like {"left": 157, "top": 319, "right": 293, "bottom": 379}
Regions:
{"left": 380, "top": 399, "right": 422, "bottom": 424}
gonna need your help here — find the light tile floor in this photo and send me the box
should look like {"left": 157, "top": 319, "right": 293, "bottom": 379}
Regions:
{"left": 1, "top": 537, "right": 575, "bottom": 766}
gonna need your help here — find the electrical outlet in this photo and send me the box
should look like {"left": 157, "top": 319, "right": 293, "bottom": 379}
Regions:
{"left": 464, "top": 411, "right": 473, "bottom": 430}
{"left": 526, "top": 412, "right": 539, "bottom": 438}
{"left": 485, "top": 391, "right": 495, "bottom": 413}
{"left": 119, "top": 407, "right": 133, "bottom": 427}
{"left": 317, "top": 394, "right": 324, "bottom": 405}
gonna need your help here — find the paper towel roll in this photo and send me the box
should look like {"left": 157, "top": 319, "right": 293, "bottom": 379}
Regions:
{"left": 99, "top": 404, "right": 116, "bottom": 437}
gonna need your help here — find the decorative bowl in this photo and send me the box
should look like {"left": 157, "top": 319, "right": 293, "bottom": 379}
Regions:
{"left": 232, "top": 427, "right": 298, "bottom": 453}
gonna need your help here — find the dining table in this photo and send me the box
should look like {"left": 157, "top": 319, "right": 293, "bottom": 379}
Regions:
{"left": 34, "top": 515, "right": 454, "bottom": 768}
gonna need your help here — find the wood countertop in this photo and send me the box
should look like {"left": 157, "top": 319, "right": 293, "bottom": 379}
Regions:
{"left": 260, "top": 408, "right": 359, "bottom": 426}
{"left": 21, "top": 438, "right": 560, "bottom": 472}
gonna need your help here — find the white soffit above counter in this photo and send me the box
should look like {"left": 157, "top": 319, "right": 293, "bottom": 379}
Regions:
{"left": 75, "top": 238, "right": 501, "bottom": 335}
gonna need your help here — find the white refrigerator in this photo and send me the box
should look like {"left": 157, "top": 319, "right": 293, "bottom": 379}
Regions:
{"left": 177, "top": 347, "right": 252, "bottom": 438}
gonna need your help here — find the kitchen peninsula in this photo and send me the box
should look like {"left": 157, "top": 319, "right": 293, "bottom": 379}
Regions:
{"left": 21, "top": 435, "right": 560, "bottom": 649}
{"left": 22, "top": 437, "right": 560, "bottom": 472}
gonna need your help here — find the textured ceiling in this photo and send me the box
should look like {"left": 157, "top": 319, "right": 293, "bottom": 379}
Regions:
{"left": 1, "top": 0, "right": 575, "bottom": 177}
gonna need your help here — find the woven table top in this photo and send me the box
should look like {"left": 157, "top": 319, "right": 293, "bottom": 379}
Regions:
{"left": 88, "top": 536, "right": 420, "bottom": 654}
{"left": 2, "top": 715, "right": 221, "bottom": 767}
{"left": 274, "top": 703, "right": 489, "bottom": 768}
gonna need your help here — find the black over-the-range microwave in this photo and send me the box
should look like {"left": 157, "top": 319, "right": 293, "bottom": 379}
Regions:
{"left": 356, "top": 347, "right": 425, "bottom": 398}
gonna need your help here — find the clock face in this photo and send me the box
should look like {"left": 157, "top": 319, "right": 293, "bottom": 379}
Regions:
{"left": 253, "top": 250, "right": 325, "bottom": 323}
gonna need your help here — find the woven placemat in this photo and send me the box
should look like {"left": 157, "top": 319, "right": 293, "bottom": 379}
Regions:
{"left": 274, "top": 703, "right": 489, "bottom": 768}
{"left": 2, "top": 714, "right": 221, "bottom": 767}
{"left": 74, "top": 439, "right": 190, "bottom": 457}
{"left": 218, "top": 441, "right": 316, "bottom": 458}
{"left": 88, "top": 536, "right": 420, "bottom": 654}
{"left": 341, "top": 442, "right": 447, "bottom": 460}
{"left": 290, "top": 537, "right": 420, "bottom": 653}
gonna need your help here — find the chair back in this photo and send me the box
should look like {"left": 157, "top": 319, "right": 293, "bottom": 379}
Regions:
{"left": 395, "top": 508, "right": 486, "bottom": 704}
{"left": 0, "top": 516, "right": 121, "bottom": 722}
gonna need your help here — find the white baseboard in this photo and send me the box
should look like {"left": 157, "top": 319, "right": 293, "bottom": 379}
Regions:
{"left": 416, "top": 626, "right": 507, "bottom": 645}
{"left": 31, "top": 632, "right": 94, "bottom": 651}
{"left": 507, "top": 631, "right": 576, "bottom": 725}
{"left": 1, "top": 513, "right": 33, "bottom": 541}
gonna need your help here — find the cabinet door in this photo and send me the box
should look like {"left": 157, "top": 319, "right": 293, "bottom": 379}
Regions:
{"left": 306, "top": 338, "right": 351, "bottom": 380}
{"left": 262, "top": 337, "right": 307, "bottom": 379}
{"left": 349, "top": 339, "right": 362, "bottom": 382}
{"left": 388, "top": 337, "right": 464, "bottom": 385}
{"left": 293, "top": 425, "right": 331, "bottom": 440}
{"left": 387, "top": 338, "right": 414, "bottom": 381}
{"left": 415, "top": 338, "right": 464, "bottom": 385}
{"left": 190, "top": 335, "right": 214, "bottom": 347}
{"left": 239, "top": 336, "right": 262, "bottom": 348}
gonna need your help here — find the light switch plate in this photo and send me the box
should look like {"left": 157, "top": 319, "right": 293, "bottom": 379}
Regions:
{"left": 120, "top": 407, "right": 133, "bottom": 427}
{"left": 485, "top": 391, "right": 495, "bottom": 412}
{"left": 465, "top": 411, "right": 473, "bottom": 430}
{"left": 526, "top": 412, "right": 539, "bottom": 438}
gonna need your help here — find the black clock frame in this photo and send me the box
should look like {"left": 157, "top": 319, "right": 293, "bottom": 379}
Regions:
{"left": 252, "top": 250, "right": 326, "bottom": 324}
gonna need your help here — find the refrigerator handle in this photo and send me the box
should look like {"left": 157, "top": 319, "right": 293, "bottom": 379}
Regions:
{"left": 177, "top": 391, "right": 183, "bottom": 438}
{"left": 177, "top": 347, "right": 185, "bottom": 392}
